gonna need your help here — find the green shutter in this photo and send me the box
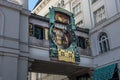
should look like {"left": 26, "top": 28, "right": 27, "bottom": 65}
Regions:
{"left": 93, "top": 64, "right": 117, "bottom": 80}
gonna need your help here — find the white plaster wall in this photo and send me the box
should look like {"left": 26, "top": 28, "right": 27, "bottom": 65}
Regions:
{"left": 19, "top": 14, "right": 29, "bottom": 53}
{"left": 104, "top": 0, "right": 118, "bottom": 18}
{"left": 37, "top": 0, "right": 59, "bottom": 16}
{"left": 29, "top": 47, "right": 50, "bottom": 61}
{"left": 74, "top": 13, "right": 84, "bottom": 24}
{"left": 71, "top": 0, "right": 92, "bottom": 29}
{"left": 0, "top": 1, "right": 29, "bottom": 80}
{"left": 116, "top": 0, "right": 120, "bottom": 12}
{"left": 0, "top": 55, "right": 2, "bottom": 80}
{"left": 1, "top": 7, "right": 19, "bottom": 39}
{"left": 90, "top": 15, "right": 120, "bottom": 68}
{"left": 93, "top": 47, "right": 120, "bottom": 67}
{"left": 79, "top": 55, "right": 93, "bottom": 68}
{"left": 20, "top": 14, "right": 28, "bottom": 43}
{"left": 91, "top": 0, "right": 120, "bottom": 27}
{"left": 105, "top": 19, "right": 120, "bottom": 49}
{"left": 91, "top": 18, "right": 120, "bottom": 57}
{"left": 90, "top": 32, "right": 99, "bottom": 56}
{"left": 1, "top": 55, "right": 18, "bottom": 80}
{"left": 64, "top": 3, "right": 71, "bottom": 12}
{"left": 82, "top": 0, "right": 92, "bottom": 29}
{"left": 17, "top": 57, "right": 28, "bottom": 80}
{"left": 92, "top": 0, "right": 104, "bottom": 12}
{"left": 16, "top": 0, "right": 28, "bottom": 9}
{"left": 0, "top": 6, "right": 19, "bottom": 49}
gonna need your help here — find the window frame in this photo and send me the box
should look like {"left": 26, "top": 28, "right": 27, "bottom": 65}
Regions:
{"left": 92, "top": 0, "right": 99, "bottom": 4}
{"left": 94, "top": 6, "right": 106, "bottom": 24}
{"left": 98, "top": 32, "right": 110, "bottom": 53}
{"left": 73, "top": 3, "right": 81, "bottom": 16}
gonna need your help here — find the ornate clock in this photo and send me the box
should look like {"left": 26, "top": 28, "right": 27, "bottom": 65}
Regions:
{"left": 49, "top": 7, "right": 80, "bottom": 63}
{"left": 53, "top": 28, "right": 71, "bottom": 49}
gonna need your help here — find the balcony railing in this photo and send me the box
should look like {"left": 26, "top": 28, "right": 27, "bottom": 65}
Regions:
{"left": 29, "top": 36, "right": 49, "bottom": 48}
{"left": 77, "top": 47, "right": 92, "bottom": 56}
{"left": 29, "top": 36, "right": 92, "bottom": 56}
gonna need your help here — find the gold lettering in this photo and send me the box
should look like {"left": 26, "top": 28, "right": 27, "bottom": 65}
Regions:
{"left": 58, "top": 49, "right": 75, "bottom": 63}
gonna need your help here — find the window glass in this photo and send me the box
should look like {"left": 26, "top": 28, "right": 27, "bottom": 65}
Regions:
{"left": 94, "top": 6, "right": 105, "bottom": 23}
{"left": 34, "top": 26, "right": 44, "bottom": 40}
{"left": 77, "top": 36, "right": 87, "bottom": 49}
{"left": 99, "top": 32, "right": 110, "bottom": 53}
{"left": 73, "top": 3, "right": 81, "bottom": 15}
{"left": 29, "top": 25, "right": 44, "bottom": 40}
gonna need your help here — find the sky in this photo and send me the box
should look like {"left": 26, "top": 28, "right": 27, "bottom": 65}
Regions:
{"left": 29, "top": 0, "right": 39, "bottom": 11}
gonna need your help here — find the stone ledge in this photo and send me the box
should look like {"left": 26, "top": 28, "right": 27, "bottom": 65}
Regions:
{"left": 0, "top": 0, "right": 30, "bottom": 16}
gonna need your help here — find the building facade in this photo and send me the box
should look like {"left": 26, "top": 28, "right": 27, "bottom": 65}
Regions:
{"left": 28, "top": 12, "right": 92, "bottom": 80}
{"left": 32, "top": 0, "right": 92, "bottom": 29}
{"left": 90, "top": 0, "right": 120, "bottom": 79}
{"left": 0, "top": 0, "right": 30, "bottom": 80}
{"left": 32, "top": 0, "right": 120, "bottom": 80}
{"left": 32, "top": 0, "right": 92, "bottom": 80}
{"left": 1, "top": 0, "right": 120, "bottom": 80}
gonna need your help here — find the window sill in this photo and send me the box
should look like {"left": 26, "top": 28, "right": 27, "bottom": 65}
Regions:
{"left": 74, "top": 11, "right": 82, "bottom": 17}
{"left": 92, "top": 0, "right": 99, "bottom": 5}
{"left": 94, "top": 50, "right": 110, "bottom": 57}
{"left": 95, "top": 18, "right": 107, "bottom": 27}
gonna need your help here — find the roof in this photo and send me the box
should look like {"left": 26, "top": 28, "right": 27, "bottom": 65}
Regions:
{"left": 30, "top": 14, "right": 89, "bottom": 34}
{"left": 33, "top": 0, "right": 42, "bottom": 9}
{"left": 30, "top": 13, "right": 49, "bottom": 22}
{"left": 76, "top": 27, "right": 89, "bottom": 34}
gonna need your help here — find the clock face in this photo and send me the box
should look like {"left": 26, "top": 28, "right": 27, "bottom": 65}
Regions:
{"left": 53, "top": 28, "right": 71, "bottom": 49}
{"left": 55, "top": 12, "right": 70, "bottom": 24}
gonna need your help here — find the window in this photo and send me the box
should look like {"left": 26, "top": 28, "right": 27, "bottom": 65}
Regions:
{"left": 45, "top": 28, "right": 49, "bottom": 40}
{"left": 92, "top": 0, "right": 99, "bottom": 4}
{"left": 76, "top": 20, "right": 84, "bottom": 27}
{"left": 77, "top": 36, "right": 87, "bottom": 49}
{"left": 76, "top": 74, "right": 90, "bottom": 80}
{"left": 29, "top": 24, "right": 44, "bottom": 40}
{"left": 57, "top": 0, "right": 64, "bottom": 7}
{"left": 99, "top": 32, "right": 110, "bottom": 53}
{"left": 36, "top": 73, "right": 41, "bottom": 80}
{"left": 29, "top": 24, "right": 33, "bottom": 36}
{"left": 34, "top": 26, "right": 44, "bottom": 40}
{"left": 61, "top": 0, "right": 64, "bottom": 7}
{"left": 94, "top": 6, "right": 105, "bottom": 23}
{"left": 57, "top": 3, "right": 61, "bottom": 7}
{"left": 73, "top": 3, "right": 81, "bottom": 15}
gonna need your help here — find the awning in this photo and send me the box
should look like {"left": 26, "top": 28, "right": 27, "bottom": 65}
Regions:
{"left": 93, "top": 64, "right": 117, "bottom": 80}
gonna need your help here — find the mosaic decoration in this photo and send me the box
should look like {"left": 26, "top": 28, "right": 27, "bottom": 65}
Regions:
{"left": 49, "top": 7, "right": 80, "bottom": 63}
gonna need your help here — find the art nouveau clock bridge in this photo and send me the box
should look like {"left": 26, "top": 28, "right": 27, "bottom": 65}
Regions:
{"left": 28, "top": 7, "right": 93, "bottom": 78}
{"left": 28, "top": 43, "right": 93, "bottom": 76}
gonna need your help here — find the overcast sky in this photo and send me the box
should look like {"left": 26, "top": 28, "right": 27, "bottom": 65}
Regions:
{"left": 29, "top": 0, "right": 38, "bottom": 11}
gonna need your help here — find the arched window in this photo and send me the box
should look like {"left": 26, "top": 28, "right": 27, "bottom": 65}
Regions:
{"left": 99, "top": 32, "right": 110, "bottom": 53}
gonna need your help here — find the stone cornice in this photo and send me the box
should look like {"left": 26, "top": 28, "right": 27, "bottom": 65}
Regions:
{"left": 7, "top": 0, "right": 19, "bottom": 4}
{"left": 0, "top": 0, "right": 30, "bottom": 16}
{"left": 90, "top": 13, "right": 120, "bottom": 34}
{"left": 21, "top": 8, "right": 31, "bottom": 16}
{"left": 0, "top": 0, "right": 22, "bottom": 11}
{"left": 32, "top": 0, "right": 50, "bottom": 14}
